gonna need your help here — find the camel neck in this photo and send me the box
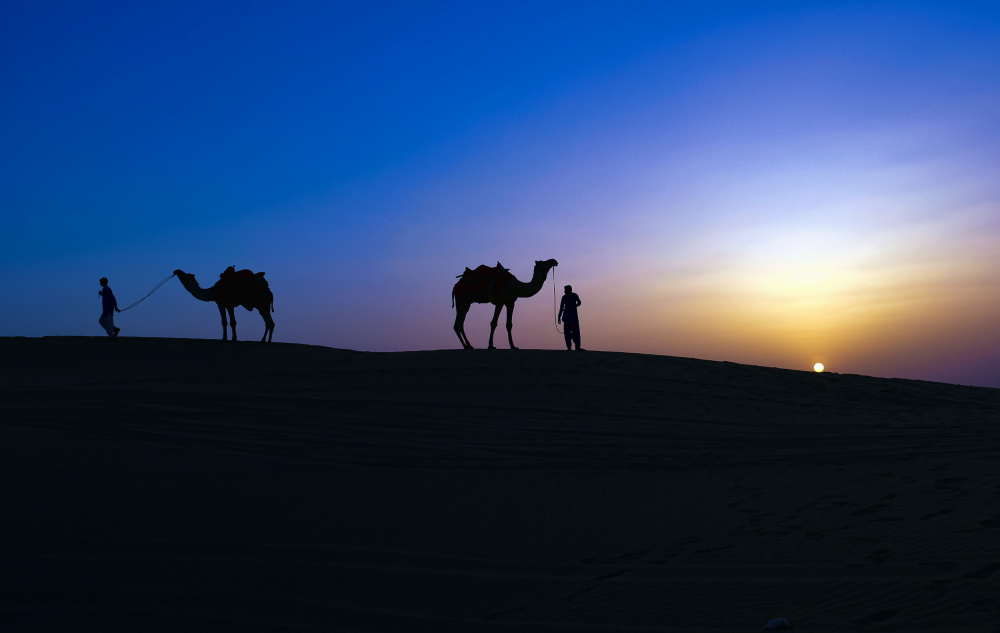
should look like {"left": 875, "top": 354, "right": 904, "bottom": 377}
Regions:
{"left": 515, "top": 263, "right": 554, "bottom": 298}
{"left": 178, "top": 276, "right": 215, "bottom": 302}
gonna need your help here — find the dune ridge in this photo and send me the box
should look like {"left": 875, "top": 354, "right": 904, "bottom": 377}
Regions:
{"left": 2, "top": 337, "right": 999, "bottom": 631}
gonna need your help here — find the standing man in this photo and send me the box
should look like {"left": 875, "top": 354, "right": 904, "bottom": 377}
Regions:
{"left": 99, "top": 277, "right": 120, "bottom": 338}
{"left": 557, "top": 284, "right": 582, "bottom": 351}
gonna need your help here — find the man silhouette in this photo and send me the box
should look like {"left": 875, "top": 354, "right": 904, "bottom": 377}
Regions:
{"left": 557, "top": 284, "right": 582, "bottom": 350}
{"left": 98, "top": 277, "right": 120, "bottom": 338}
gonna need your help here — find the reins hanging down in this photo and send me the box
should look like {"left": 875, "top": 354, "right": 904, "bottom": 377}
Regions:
{"left": 552, "top": 267, "right": 562, "bottom": 334}
{"left": 119, "top": 273, "right": 175, "bottom": 311}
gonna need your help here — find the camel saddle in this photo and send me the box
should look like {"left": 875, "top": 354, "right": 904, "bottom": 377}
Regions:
{"left": 220, "top": 265, "right": 268, "bottom": 284}
{"left": 219, "top": 266, "right": 271, "bottom": 311}
{"left": 455, "top": 262, "right": 513, "bottom": 303}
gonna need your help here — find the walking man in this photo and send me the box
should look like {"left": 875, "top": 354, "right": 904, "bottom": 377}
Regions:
{"left": 557, "top": 284, "right": 582, "bottom": 350}
{"left": 99, "top": 277, "right": 120, "bottom": 338}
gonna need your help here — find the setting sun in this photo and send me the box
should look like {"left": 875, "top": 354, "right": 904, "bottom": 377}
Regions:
{"left": 814, "top": 363, "right": 825, "bottom": 372}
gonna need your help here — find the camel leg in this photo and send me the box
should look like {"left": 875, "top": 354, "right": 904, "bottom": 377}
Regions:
{"left": 260, "top": 308, "right": 274, "bottom": 343}
{"left": 505, "top": 301, "right": 517, "bottom": 349}
{"left": 488, "top": 303, "right": 504, "bottom": 349}
{"left": 229, "top": 306, "right": 238, "bottom": 341}
{"left": 218, "top": 304, "right": 228, "bottom": 340}
{"left": 454, "top": 301, "right": 473, "bottom": 349}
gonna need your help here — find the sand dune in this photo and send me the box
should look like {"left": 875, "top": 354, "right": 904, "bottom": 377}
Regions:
{"left": 2, "top": 336, "right": 1000, "bottom": 631}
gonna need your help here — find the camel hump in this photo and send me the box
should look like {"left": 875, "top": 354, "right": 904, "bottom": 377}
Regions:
{"left": 220, "top": 267, "right": 269, "bottom": 285}
{"left": 224, "top": 268, "right": 255, "bottom": 279}
{"left": 220, "top": 266, "right": 258, "bottom": 278}
{"left": 458, "top": 264, "right": 509, "bottom": 280}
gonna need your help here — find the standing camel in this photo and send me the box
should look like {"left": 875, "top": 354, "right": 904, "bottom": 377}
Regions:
{"left": 174, "top": 267, "right": 275, "bottom": 342}
{"left": 452, "top": 259, "right": 558, "bottom": 349}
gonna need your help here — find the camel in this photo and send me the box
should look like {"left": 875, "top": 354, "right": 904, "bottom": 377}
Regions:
{"left": 452, "top": 258, "right": 558, "bottom": 349}
{"left": 174, "top": 266, "right": 275, "bottom": 343}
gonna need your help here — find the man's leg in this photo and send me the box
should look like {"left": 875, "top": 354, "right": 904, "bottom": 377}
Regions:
{"left": 101, "top": 311, "right": 116, "bottom": 337}
{"left": 564, "top": 320, "right": 580, "bottom": 350}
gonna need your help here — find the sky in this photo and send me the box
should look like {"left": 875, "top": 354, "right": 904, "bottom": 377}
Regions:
{"left": 3, "top": 1, "right": 1000, "bottom": 387}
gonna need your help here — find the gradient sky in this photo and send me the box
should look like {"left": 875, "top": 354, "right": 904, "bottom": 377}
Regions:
{"left": 3, "top": 1, "right": 1000, "bottom": 387}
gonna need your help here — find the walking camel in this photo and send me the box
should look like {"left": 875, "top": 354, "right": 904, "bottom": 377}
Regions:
{"left": 452, "top": 258, "right": 558, "bottom": 349}
{"left": 174, "top": 267, "right": 275, "bottom": 342}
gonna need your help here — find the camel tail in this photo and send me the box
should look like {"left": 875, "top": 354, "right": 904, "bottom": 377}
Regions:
{"left": 451, "top": 291, "right": 455, "bottom": 308}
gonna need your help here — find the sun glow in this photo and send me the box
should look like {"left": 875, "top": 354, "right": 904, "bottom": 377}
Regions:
{"left": 814, "top": 363, "right": 825, "bottom": 372}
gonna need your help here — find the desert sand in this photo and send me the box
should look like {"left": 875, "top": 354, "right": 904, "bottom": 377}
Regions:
{"left": 1, "top": 336, "right": 999, "bottom": 632}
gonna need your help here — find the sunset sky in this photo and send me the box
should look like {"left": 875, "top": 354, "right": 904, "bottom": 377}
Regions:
{"left": 3, "top": 2, "right": 1000, "bottom": 386}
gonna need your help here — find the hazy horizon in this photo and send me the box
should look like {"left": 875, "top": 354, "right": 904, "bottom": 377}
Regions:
{"left": 3, "top": 2, "right": 999, "bottom": 387}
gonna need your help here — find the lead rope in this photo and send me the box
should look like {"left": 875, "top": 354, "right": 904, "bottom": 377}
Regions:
{"left": 553, "top": 267, "right": 562, "bottom": 334}
{"left": 119, "top": 273, "right": 176, "bottom": 311}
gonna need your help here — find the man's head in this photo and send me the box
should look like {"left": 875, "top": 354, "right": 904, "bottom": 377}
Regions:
{"left": 99, "top": 278, "right": 108, "bottom": 287}
{"left": 564, "top": 285, "right": 572, "bottom": 294}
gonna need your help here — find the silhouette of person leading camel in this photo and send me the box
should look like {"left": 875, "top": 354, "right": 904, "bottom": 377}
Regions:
{"left": 558, "top": 284, "right": 582, "bottom": 350}
{"left": 98, "top": 277, "right": 120, "bottom": 339}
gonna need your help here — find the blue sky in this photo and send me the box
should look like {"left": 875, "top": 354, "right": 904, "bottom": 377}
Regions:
{"left": 3, "top": 1, "right": 1000, "bottom": 386}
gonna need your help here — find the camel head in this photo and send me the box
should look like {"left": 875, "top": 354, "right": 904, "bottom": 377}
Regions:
{"left": 173, "top": 269, "right": 198, "bottom": 287}
{"left": 536, "top": 259, "right": 558, "bottom": 272}
{"left": 173, "top": 269, "right": 214, "bottom": 302}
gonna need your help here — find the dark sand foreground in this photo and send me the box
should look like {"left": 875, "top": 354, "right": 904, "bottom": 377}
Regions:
{"left": 2, "top": 337, "right": 1000, "bottom": 632}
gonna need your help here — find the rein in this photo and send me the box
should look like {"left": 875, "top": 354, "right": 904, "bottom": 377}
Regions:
{"left": 553, "top": 267, "right": 562, "bottom": 334}
{"left": 119, "top": 273, "right": 176, "bottom": 311}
